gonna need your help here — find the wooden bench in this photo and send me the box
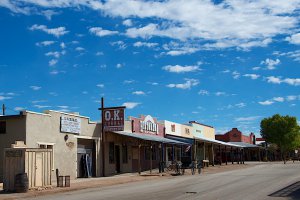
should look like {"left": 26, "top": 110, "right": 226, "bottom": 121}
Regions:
{"left": 202, "top": 160, "right": 209, "bottom": 168}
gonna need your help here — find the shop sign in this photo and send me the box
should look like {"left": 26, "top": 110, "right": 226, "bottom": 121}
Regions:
{"left": 6, "top": 150, "right": 22, "bottom": 157}
{"left": 60, "top": 116, "right": 81, "bottom": 134}
{"left": 140, "top": 115, "right": 158, "bottom": 134}
{"left": 103, "top": 108, "right": 125, "bottom": 131}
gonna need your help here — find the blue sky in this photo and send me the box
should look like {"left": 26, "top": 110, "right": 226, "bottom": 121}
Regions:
{"left": 0, "top": 0, "right": 300, "bottom": 136}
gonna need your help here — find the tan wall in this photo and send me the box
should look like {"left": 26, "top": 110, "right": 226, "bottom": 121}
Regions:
{"left": 202, "top": 126, "right": 215, "bottom": 139}
{"left": 25, "top": 110, "right": 101, "bottom": 180}
{"left": 181, "top": 124, "right": 193, "bottom": 139}
{"left": 104, "top": 133, "right": 132, "bottom": 176}
{"left": 0, "top": 116, "right": 26, "bottom": 182}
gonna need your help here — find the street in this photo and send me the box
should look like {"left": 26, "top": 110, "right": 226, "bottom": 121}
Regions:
{"left": 25, "top": 162, "right": 300, "bottom": 200}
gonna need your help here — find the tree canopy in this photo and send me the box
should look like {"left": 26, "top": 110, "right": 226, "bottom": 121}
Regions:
{"left": 260, "top": 114, "right": 300, "bottom": 163}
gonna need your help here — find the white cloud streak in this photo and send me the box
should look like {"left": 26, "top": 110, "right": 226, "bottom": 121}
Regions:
{"left": 122, "top": 102, "right": 140, "bottom": 109}
{"left": 162, "top": 65, "right": 200, "bottom": 73}
{"left": 29, "top": 24, "right": 69, "bottom": 37}
{"left": 89, "top": 27, "right": 118, "bottom": 37}
{"left": 167, "top": 78, "right": 199, "bottom": 90}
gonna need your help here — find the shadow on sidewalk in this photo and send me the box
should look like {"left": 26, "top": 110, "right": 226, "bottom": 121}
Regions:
{"left": 269, "top": 181, "right": 300, "bottom": 200}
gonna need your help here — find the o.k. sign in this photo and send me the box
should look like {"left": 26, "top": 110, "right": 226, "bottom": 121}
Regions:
{"left": 103, "top": 108, "right": 125, "bottom": 131}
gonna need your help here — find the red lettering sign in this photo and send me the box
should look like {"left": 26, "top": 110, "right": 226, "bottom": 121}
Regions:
{"left": 103, "top": 108, "right": 125, "bottom": 131}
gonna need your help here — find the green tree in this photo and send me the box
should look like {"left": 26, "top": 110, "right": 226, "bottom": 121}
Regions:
{"left": 260, "top": 114, "right": 300, "bottom": 164}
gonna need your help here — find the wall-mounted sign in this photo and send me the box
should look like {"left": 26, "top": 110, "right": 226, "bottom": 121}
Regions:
{"left": 140, "top": 115, "right": 158, "bottom": 134}
{"left": 103, "top": 108, "right": 125, "bottom": 131}
{"left": 60, "top": 116, "right": 81, "bottom": 134}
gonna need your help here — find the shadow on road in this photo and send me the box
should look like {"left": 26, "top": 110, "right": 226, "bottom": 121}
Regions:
{"left": 269, "top": 181, "right": 300, "bottom": 199}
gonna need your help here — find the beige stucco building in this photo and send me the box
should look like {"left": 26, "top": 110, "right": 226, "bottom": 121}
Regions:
{"left": 0, "top": 110, "right": 101, "bottom": 183}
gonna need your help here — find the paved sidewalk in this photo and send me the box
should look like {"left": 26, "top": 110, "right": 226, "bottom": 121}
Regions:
{"left": 0, "top": 162, "right": 263, "bottom": 200}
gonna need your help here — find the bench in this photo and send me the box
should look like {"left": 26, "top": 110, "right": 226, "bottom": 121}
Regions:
{"left": 202, "top": 160, "right": 209, "bottom": 168}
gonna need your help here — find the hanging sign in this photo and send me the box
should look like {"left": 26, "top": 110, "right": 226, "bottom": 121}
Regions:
{"left": 103, "top": 107, "right": 125, "bottom": 131}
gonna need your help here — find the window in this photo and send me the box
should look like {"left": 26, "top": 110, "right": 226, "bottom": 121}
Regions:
{"left": 171, "top": 124, "right": 175, "bottom": 132}
{"left": 122, "top": 145, "right": 128, "bottom": 163}
{"left": 109, "top": 142, "right": 115, "bottom": 164}
{"left": 185, "top": 128, "right": 190, "bottom": 135}
{"left": 38, "top": 142, "right": 55, "bottom": 170}
{"left": 0, "top": 121, "right": 6, "bottom": 134}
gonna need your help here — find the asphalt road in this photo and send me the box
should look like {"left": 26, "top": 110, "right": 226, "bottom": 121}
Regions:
{"left": 25, "top": 162, "right": 300, "bottom": 200}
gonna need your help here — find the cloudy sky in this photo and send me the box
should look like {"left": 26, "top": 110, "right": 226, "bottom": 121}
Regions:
{"left": 1, "top": 0, "right": 300, "bottom": 136}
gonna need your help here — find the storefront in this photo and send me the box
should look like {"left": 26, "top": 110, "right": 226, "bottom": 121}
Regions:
{"left": 103, "top": 115, "right": 187, "bottom": 176}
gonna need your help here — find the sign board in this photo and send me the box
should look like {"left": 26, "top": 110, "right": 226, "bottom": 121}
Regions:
{"left": 103, "top": 108, "right": 125, "bottom": 131}
{"left": 60, "top": 116, "right": 81, "bottom": 134}
{"left": 140, "top": 115, "right": 158, "bottom": 134}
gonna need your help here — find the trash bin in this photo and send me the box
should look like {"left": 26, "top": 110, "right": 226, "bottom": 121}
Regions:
{"left": 57, "top": 176, "right": 64, "bottom": 187}
{"left": 65, "top": 176, "right": 70, "bottom": 187}
{"left": 15, "top": 173, "right": 29, "bottom": 193}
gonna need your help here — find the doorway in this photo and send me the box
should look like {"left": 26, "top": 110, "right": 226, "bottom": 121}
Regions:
{"left": 115, "top": 145, "right": 121, "bottom": 173}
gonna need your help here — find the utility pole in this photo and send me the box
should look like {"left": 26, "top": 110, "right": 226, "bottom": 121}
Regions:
{"left": 2, "top": 104, "right": 5, "bottom": 115}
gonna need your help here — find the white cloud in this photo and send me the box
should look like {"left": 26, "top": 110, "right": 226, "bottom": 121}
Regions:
{"left": 283, "top": 78, "right": 300, "bottom": 86}
{"left": 266, "top": 76, "right": 300, "bottom": 86}
{"left": 96, "top": 51, "right": 104, "bottom": 56}
{"left": 36, "top": 40, "right": 55, "bottom": 47}
{"left": 259, "top": 100, "right": 274, "bottom": 105}
{"left": 41, "top": 9, "right": 60, "bottom": 20}
{"left": 122, "top": 102, "right": 140, "bottom": 109}
{"left": 50, "top": 70, "right": 65, "bottom": 75}
{"left": 45, "top": 51, "right": 60, "bottom": 58}
{"left": 198, "top": 90, "right": 209, "bottom": 96}
{"left": 235, "top": 116, "right": 261, "bottom": 122}
{"left": 162, "top": 65, "right": 200, "bottom": 73}
{"left": 252, "top": 66, "right": 261, "bottom": 71}
{"left": 222, "top": 69, "right": 230, "bottom": 73}
{"left": 30, "top": 86, "right": 41, "bottom": 91}
{"left": 167, "top": 79, "right": 199, "bottom": 90}
{"left": 123, "top": 80, "right": 135, "bottom": 84}
{"left": 14, "top": 107, "right": 25, "bottom": 111}
{"left": 116, "top": 63, "right": 123, "bottom": 68}
{"left": 132, "top": 91, "right": 145, "bottom": 95}
{"left": 49, "top": 59, "right": 58, "bottom": 66}
{"left": 243, "top": 74, "right": 260, "bottom": 80}
{"left": 235, "top": 103, "right": 246, "bottom": 108}
{"left": 4, "top": 1, "right": 300, "bottom": 49}
{"left": 286, "top": 33, "right": 300, "bottom": 45}
{"left": 111, "top": 41, "right": 127, "bottom": 50}
{"left": 273, "top": 97, "right": 284, "bottom": 102}
{"left": 96, "top": 84, "right": 104, "bottom": 88}
{"left": 0, "top": 96, "right": 12, "bottom": 101}
{"left": 286, "top": 95, "right": 297, "bottom": 101}
{"left": 215, "top": 92, "right": 226, "bottom": 96}
{"left": 60, "top": 42, "right": 66, "bottom": 49}
{"left": 75, "top": 47, "right": 85, "bottom": 51}
{"left": 266, "top": 76, "right": 282, "bottom": 84}
{"left": 29, "top": 24, "right": 69, "bottom": 37}
{"left": 274, "top": 50, "right": 300, "bottom": 62}
{"left": 147, "top": 82, "right": 159, "bottom": 86}
{"left": 133, "top": 41, "right": 158, "bottom": 48}
{"left": 123, "top": 19, "right": 133, "bottom": 27}
{"left": 232, "top": 71, "right": 240, "bottom": 79}
{"left": 34, "top": 105, "right": 51, "bottom": 109}
{"left": 261, "top": 58, "right": 280, "bottom": 70}
{"left": 89, "top": 27, "right": 118, "bottom": 37}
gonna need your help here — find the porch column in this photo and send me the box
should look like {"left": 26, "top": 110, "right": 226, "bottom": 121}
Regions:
{"left": 211, "top": 144, "right": 214, "bottom": 166}
{"left": 225, "top": 146, "right": 227, "bottom": 165}
{"left": 138, "top": 142, "right": 141, "bottom": 175}
{"left": 219, "top": 145, "right": 222, "bottom": 165}
{"left": 203, "top": 142, "right": 206, "bottom": 161}
{"left": 231, "top": 147, "right": 233, "bottom": 164}
{"left": 150, "top": 143, "right": 152, "bottom": 174}
{"left": 172, "top": 145, "right": 175, "bottom": 161}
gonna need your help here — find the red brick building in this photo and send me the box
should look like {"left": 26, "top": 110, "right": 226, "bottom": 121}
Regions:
{"left": 215, "top": 128, "right": 255, "bottom": 144}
